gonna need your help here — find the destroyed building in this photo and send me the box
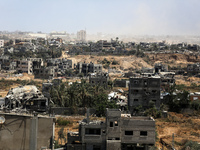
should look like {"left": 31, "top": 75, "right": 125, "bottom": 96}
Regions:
{"left": 16, "top": 58, "right": 43, "bottom": 74}
{"left": 159, "top": 72, "right": 175, "bottom": 88}
{"left": 89, "top": 73, "right": 109, "bottom": 88}
{"left": 33, "top": 66, "right": 57, "bottom": 79}
{"left": 67, "top": 109, "right": 155, "bottom": 150}
{"left": 128, "top": 75, "right": 161, "bottom": 113}
{"left": 46, "top": 58, "right": 72, "bottom": 69}
{"left": 187, "top": 63, "right": 200, "bottom": 75}
{"left": 114, "top": 79, "right": 129, "bottom": 88}
{"left": 0, "top": 55, "right": 11, "bottom": 70}
{"left": 4, "top": 85, "right": 48, "bottom": 112}
{"left": 154, "top": 63, "right": 168, "bottom": 73}
{"left": 77, "top": 62, "right": 102, "bottom": 76}
{"left": 45, "top": 58, "right": 72, "bottom": 77}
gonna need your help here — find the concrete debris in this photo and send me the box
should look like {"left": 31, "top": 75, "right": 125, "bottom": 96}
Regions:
{"left": 4, "top": 85, "right": 48, "bottom": 112}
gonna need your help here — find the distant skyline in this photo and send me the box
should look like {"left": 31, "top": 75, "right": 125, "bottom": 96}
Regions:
{"left": 1, "top": 0, "right": 200, "bottom": 35}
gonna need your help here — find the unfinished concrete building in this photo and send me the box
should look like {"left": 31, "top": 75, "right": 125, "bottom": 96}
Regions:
{"left": 187, "top": 63, "right": 200, "bottom": 75}
{"left": 89, "top": 73, "right": 109, "bottom": 88}
{"left": 77, "top": 62, "right": 102, "bottom": 76}
{"left": 128, "top": 76, "right": 161, "bottom": 113}
{"left": 33, "top": 66, "right": 57, "bottom": 79}
{"left": 0, "top": 55, "right": 10, "bottom": 70}
{"left": 159, "top": 72, "right": 175, "bottom": 89}
{"left": 46, "top": 58, "right": 72, "bottom": 69}
{"left": 154, "top": 63, "right": 168, "bottom": 73}
{"left": 114, "top": 79, "right": 129, "bottom": 88}
{"left": 67, "top": 109, "right": 155, "bottom": 150}
{"left": 16, "top": 58, "right": 43, "bottom": 74}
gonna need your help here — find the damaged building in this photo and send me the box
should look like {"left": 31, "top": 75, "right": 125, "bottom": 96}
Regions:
{"left": 4, "top": 85, "right": 48, "bottom": 112}
{"left": 128, "top": 75, "right": 161, "bottom": 113}
{"left": 187, "top": 63, "right": 200, "bottom": 75}
{"left": 16, "top": 58, "right": 43, "bottom": 74}
{"left": 154, "top": 63, "right": 168, "bottom": 73}
{"left": 67, "top": 109, "right": 155, "bottom": 150}
{"left": 33, "top": 66, "right": 57, "bottom": 79}
{"left": 89, "top": 73, "right": 109, "bottom": 88}
{"left": 77, "top": 62, "right": 102, "bottom": 76}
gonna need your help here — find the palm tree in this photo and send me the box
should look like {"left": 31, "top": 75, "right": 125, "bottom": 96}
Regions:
{"left": 66, "top": 82, "right": 79, "bottom": 107}
{"left": 50, "top": 83, "right": 67, "bottom": 107}
{"left": 77, "top": 81, "right": 94, "bottom": 107}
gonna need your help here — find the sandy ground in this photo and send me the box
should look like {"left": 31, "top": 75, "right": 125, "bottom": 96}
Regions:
{"left": 156, "top": 112, "right": 200, "bottom": 149}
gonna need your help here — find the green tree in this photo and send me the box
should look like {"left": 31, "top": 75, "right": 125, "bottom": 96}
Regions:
{"left": 94, "top": 93, "right": 117, "bottom": 117}
{"left": 77, "top": 81, "right": 94, "bottom": 107}
{"left": 50, "top": 83, "right": 67, "bottom": 107}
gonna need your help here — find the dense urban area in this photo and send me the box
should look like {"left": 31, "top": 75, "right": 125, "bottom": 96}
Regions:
{"left": 1, "top": 31, "right": 200, "bottom": 150}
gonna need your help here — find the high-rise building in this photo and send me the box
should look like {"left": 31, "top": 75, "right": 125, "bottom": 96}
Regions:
{"left": 77, "top": 30, "right": 86, "bottom": 42}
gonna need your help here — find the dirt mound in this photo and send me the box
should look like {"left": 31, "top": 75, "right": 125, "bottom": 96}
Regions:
{"left": 147, "top": 53, "right": 200, "bottom": 67}
{"left": 62, "top": 54, "right": 152, "bottom": 72}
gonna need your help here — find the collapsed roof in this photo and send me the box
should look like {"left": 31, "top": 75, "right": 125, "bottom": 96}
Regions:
{"left": 4, "top": 85, "right": 47, "bottom": 111}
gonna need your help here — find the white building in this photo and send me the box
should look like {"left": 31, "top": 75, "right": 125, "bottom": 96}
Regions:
{"left": 0, "top": 39, "right": 4, "bottom": 47}
{"left": 77, "top": 30, "right": 86, "bottom": 42}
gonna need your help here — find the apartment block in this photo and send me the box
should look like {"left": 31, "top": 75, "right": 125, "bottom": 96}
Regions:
{"left": 77, "top": 30, "right": 86, "bottom": 42}
{"left": 128, "top": 76, "right": 161, "bottom": 113}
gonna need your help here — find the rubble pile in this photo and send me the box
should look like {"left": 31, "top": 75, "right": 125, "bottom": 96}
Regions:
{"left": 4, "top": 85, "right": 47, "bottom": 112}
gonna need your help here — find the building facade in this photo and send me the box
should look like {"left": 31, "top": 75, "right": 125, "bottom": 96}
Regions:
{"left": 34, "top": 66, "right": 57, "bottom": 79}
{"left": 89, "top": 73, "right": 109, "bottom": 88}
{"left": 77, "top": 62, "right": 102, "bottom": 76}
{"left": 67, "top": 109, "right": 155, "bottom": 150}
{"left": 16, "top": 58, "right": 43, "bottom": 74}
{"left": 128, "top": 76, "right": 161, "bottom": 113}
{"left": 77, "top": 30, "right": 86, "bottom": 42}
{"left": 187, "top": 63, "right": 200, "bottom": 75}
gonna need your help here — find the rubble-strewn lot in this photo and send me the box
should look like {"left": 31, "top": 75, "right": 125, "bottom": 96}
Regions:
{"left": 62, "top": 53, "right": 200, "bottom": 72}
{"left": 156, "top": 112, "right": 200, "bottom": 149}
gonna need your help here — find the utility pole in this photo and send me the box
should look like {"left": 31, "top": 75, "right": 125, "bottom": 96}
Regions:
{"left": 29, "top": 113, "right": 38, "bottom": 150}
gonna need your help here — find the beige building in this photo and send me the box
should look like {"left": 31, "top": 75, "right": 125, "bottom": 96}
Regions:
{"left": 77, "top": 30, "right": 86, "bottom": 42}
{"left": 16, "top": 58, "right": 43, "bottom": 74}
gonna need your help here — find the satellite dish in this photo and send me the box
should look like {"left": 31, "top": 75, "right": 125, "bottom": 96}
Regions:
{"left": 0, "top": 116, "right": 5, "bottom": 124}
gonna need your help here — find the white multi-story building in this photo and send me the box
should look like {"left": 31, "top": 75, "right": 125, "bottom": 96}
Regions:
{"left": 0, "top": 39, "right": 4, "bottom": 47}
{"left": 77, "top": 30, "right": 86, "bottom": 42}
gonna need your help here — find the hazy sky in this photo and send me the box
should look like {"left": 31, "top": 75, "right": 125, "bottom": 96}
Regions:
{"left": 1, "top": 0, "right": 200, "bottom": 35}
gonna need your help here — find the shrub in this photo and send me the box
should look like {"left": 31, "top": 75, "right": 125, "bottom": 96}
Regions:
{"left": 183, "top": 140, "right": 200, "bottom": 150}
{"left": 190, "top": 100, "right": 200, "bottom": 111}
{"left": 145, "top": 107, "right": 161, "bottom": 119}
{"left": 56, "top": 118, "right": 71, "bottom": 126}
{"left": 112, "top": 60, "right": 119, "bottom": 65}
